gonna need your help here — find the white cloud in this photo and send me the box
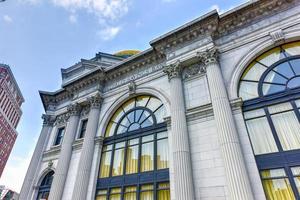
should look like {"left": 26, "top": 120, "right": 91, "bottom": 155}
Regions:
{"left": 97, "top": 26, "right": 121, "bottom": 40}
{"left": 3, "top": 15, "right": 13, "bottom": 23}
{"left": 69, "top": 14, "right": 77, "bottom": 23}
{"left": 51, "top": 0, "right": 129, "bottom": 20}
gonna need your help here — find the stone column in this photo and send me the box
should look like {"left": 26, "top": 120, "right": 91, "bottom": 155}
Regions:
{"left": 198, "top": 48, "right": 254, "bottom": 200}
{"left": 48, "top": 103, "right": 81, "bottom": 200}
{"left": 163, "top": 61, "right": 195, "bottom": 200}
{"left": 71, "top": 94, "right": 102, "bottom": 200}
{"left": 19, "top": 114, "right": 55, "bottom": 200}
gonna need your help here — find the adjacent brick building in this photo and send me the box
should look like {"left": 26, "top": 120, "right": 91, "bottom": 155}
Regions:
{"left": 0, "top": 64, "right": 24, "bottom": 178}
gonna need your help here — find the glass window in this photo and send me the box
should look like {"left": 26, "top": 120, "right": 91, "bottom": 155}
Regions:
{"left": 54, "top": 127, "right": 65, "bottom": 146}
{"left": 291, "top": 166, "right": 300, "bottom": 194}
{"left": 124, "top": 186, "right": 137, "bottom": 200}
{"left": 157, "top": 183, "right": 170, "bottom": 200}
{"left": 112, "top": 142, "right": 125, "bottom": 176}
{"left": 96, "top": 190, "right": 107, "bottom": 200}
{"left": 261, "top": 169, "right": 295, "bottom": 200}
{"left": 141, "top": 137, "right": 154, "bottom": 172}
{"left": 99, "top": 145, "right": 112, "bottom": 178}
{"left": 79, "top": 119, "right": 88, "bottom": 139}
{"left": 157, "top": 138, "right": 169, "bottom": 169}
{"left": 126, "top": 140, "right": 139, "bottom": 174}
{"left": 140, "top": 184, "right": 154, "bottom": 200}
{"left": 110, "top": 188, "right": 121, "bottom": 200}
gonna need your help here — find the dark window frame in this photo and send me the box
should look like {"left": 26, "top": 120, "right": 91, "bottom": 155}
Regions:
{"left": 54, "top": 127, "right": 65, "bottom": 146}
{"left": 78, "top": 119, "right": 88, "bottom": 139}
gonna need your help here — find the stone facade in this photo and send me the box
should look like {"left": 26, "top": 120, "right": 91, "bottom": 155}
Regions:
{"left": 20, "top": 0, "right": 300, "bottom": 199}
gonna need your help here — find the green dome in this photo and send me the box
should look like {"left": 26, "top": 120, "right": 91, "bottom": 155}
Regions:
{"left": 114, "top": 50, "right": 141, "bottom": 58}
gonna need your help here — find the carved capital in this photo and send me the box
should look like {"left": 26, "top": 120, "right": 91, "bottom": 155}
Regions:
{"left": 54, "top": 113, "right": 70, "bottom": 126}
{"left": 88, "top": 94, "right": 102, "bottom": 109}
{"left": 67, "top": 103, "right": 81, "bottom": 116}
{"left": 163, "top": 60, "right": 182, "bottom": 80}
{"left": 42, "top": 114, "right": 55, "bottom": 126}
{"left": 197, "top": 48, "right": 218, "bottom": 66}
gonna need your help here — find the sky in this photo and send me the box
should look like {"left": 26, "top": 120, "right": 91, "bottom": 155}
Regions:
{"left": 0, "top": 0, "right": 246, "bottom": 192}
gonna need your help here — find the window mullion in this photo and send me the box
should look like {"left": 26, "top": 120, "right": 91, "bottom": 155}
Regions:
{"left": 109, "top": 144, "right": 116, "bottom": 177}
{"left": 123, "top": 141, "right": 128, "bottom": 176}
{"left": 285, "top": 166, "right": 300, "bottom": 199}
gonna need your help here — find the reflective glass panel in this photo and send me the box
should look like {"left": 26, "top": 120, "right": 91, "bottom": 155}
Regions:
{"left": 157, "top": 139, "right": 169, "bottom": 169}
{"left": 124, "top": 186, "right": 137, "bottom": 200}
{"left": 239, "top": 81, "right": 259, "bottom": 100}
{"left": 157, "top": 183, "right": 170, "bottom": 200}
{"left": 126, "top": 145, "right": 139, "bottom": 174}
{"left": 112, "top": 148, "right": 125, "bottom": 176}
{"left": 99, "top": 151, "right": 112, "bottom": 178}
{"left": 283, "top": 41, "right": 300, "bottom": 56}
{"left": 287, "top": 77, "right": 300, "bottom": 89}
{"left": 140, "top": 185, "right": 154, "bottom": 200}
{"left": 242, "top": 62, "right": 267, "bottom": 81}
{"left": 291, "top": 167, "right": 300, "bottom": 194}
{"left": 96, "top": 190, "right": 107, "bottom": 200}
{"left": 257, "top": 47, "right": 283, "bottom": 67}
{"left": 289, "top": 58, "right": 300, "bottom": 75}
{"left": 271, "top": 111, "right": 300, "bottom": 150}
{"left": 263, "top": 83, "right": 285, "bottom": 95}
{"left": 141, "top": 142, "right": 154, "bottom": 172}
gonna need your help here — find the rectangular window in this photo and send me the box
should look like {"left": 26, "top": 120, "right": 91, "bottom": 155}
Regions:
{"left": 112, "top": 142, "right": 125, "bottom": 176}
{"left": 157, "top": 183, "right": 170, "bottom": 200}
{"left": 140, "top": 184, "right": 153, "bottom": 200}
{"left": 141, "top": 136, "right": 154, "bottom": 172}
{"left": 110, "top": 188, "right": 121, "bottom": 200}
{"left": 291, "top": 166, "right": 300, "bottom": 195}
{"left": 99, "top": 145, "right": 112, "bottom": 178}
{"left": 124, "top": 186, "right": 137, "bottom": 200}
{"left": 96, "top": 190, "right": 107, "bottom": 200}
{"left": 268, "top": 103, "right": 300, "bottom": 151}
{"left": 261, "top": 168, "right": 295, "bottom": 200}
{"left": 126, "top": 139, "right": 139, "bottom": 174}
{"left": 54, "top": 127, "right": 65, "bottom": 146}
{"left": 78, "top": 119, "right": 88, "bottom": 139}
{"left": 157, "top": 138, "right": 169, "bottom": 170}
{"left": 244, "top": 109, "right": 278, "bottom": 155}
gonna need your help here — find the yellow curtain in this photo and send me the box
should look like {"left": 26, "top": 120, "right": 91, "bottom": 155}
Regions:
{"left": 99, "top": 151, "right": 112, "bottom": 178}
{"left": 141, "top": 142, "right": 154, "bottom": 172}
{"left": 109, "top": 194, "right": 121, "bottom": 200}
{"left": 158, "top": 189, "right": 170, "bottom": 200}
{"left": 262, "top": 179, "right": 295, "bottom": 200}
{"left": 112, "top": 148, "right": 125, "bottom": 176}
{"left": 157, "top": 139, "right": 169, "bottom": 170}
{"left": 140, "top": 191, "right": 153, "bottom": 200}
{"left": 126, "top": 145, "right": 139, "bottom": 174}
{"left": 124, "top": 192, "right": 136, "bottom": 200}
{"left": 96, "top": 195, "right": 106, "bottom": 200}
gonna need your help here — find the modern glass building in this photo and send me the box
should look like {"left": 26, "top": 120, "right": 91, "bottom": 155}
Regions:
{"left": 20, "top": 0, "right": 300, "bottom": 200}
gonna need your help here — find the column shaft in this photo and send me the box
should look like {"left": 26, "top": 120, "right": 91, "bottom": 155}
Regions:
{"left": 72, "top": 95, "right": 101, "bottom": 200}
{"left": 19, "top": 115, "right": 54, "bottom": 200}
{"left": 164, "top": 61, "right": 195, "bottom": 200}
{"left": 201, "top": 49, "right": 254, "bottom": 200}
{"left": 48, "top": 104, "right": 81, "bottom": 200}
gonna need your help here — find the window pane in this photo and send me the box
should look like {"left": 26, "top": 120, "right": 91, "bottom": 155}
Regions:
{"left": 105, "top": 122, "right": 116, "bottom": 137}
{"left": 112, "top": 148, "right": 125, "bottom": 176}
{"left": 140, "top": 191, "right": 153, "bottom": 200}
{"left": 96, "top": 196, "right": 106, "bottom": 200}
{"left": 136, "top": 96, "right": 149, "bottom": 107}
{"left": 263, "top": 83, "right": 285, "bottom": 95}
{"left": 126, "top": 145, "right": 139, "bottom": 174}
{"left": 244, "top": 109, "right": 265, "bottom": 120}
{"left": 261, "top": 169, "right": 286, "bottom": 178}
{"left": 147, "top": 97, "right": 162, "bottom": 112}
{"left": 110, "top": 194, "right": 121, "bottom": 200}
{"left": 246, "top": 117, "right": 278, "bottom": 155}
{"left": 241, "top": 62, "right": 267, "bottom": 81}
{"left": 99, "top": 151, "right": 112, "bottom": 178}
{"left": 111, "top": 108, "right": 124, "bottom": 123}
{"left": 264, "top": 71, "right": 287, "bottom": 84}
{"left": 157, "top": 189, "right": 170, "bottom": 200}
{"left": 96, "top": 190, "right": 107, "bottom": 200}
{"left": 271, "top": 111, "right": 300, "bottom": 150}
{"left": 142, "top": 135, "right": 154, "bottom": 143}
{"left": 268, "top": 103, "right": 293, "bottom": 114}
{"left": 262, "top": 179, "right": 295, "bottom": 200}
{"left": 239, "top": 81, "right": 259, "bottom": 101}
{"left": 154, "top": 106, "right": 166, "bottom": 124}
{"left": 157, "top": 132, "right": 168, "bottom": 139}
{"left": 256, "top": 47, "right": 283, "bottom": 67}
{"left": 291, "top": 167, "right": 300, "bottom": 176}
{"left": 273, "top": 62, "right": 295, "bottom": 79}
{"left": 291, "top": 167, "right": 300, "bottom": 194}
{"left": 124, "top": 186, "right": 137, "bottom": 200}
{"left": 122, "top": 98, "right": 135, "bottom": 112}
{"left": 289, "top": 59, "right": 300, "bottom": 75}
{"left": 141, "top": 142, "right": 154, "bottom": 172}
{"left": 283, "top": 41, "right": 300, "bottom": 56}
{"left": 157, "top": 139, "right": 169, "bottom": 170}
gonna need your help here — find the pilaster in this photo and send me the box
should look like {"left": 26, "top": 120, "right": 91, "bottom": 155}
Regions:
{"left": 71, "top": 94, "right": 102, "bottom": 200}
{"left": 48, "top": 103, "right": 81, "bottom": 200}
{"left": 198, "top": 48, "right": 254, "bottom": 200}
{"left": 164, "top": 62, "right": 196, "bottom": 200}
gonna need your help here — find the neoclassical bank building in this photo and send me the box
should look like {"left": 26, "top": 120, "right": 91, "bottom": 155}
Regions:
{"left": 20, "top": 0, "right": 300, "bottom": 200}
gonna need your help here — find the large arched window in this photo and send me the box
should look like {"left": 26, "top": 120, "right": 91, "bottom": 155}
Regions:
{"left": 36, "top": 170, "right": 54, "bottom": 200}
{"left": 239, "top": 41, "right": 300, "bottom": 200}
{"left": 96, "top": 95, "right": 170, "bottom": 200}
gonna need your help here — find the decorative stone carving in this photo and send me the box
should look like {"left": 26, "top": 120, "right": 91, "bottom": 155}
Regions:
{"left": 47, "top": 160, "right": 53, "bottom": 168}
{"left": 67, "top": 103, "right": 81, "bottom": 116}
{"left": 182, "top": 63, "right": 206, "bottom": 79}
{"left": 163, "top": 60, "right": 182, "bottom": 80}
{"left": 197, "top": 48, "right": 218, "bottom": 66}
{"left": 42, "top": 114, "right": 55, "bottom": 126}
{"left": 88, "top": 94, "right": 102, "bottom": 109}
{"left": 128, "top": 81, "right": 136, "bottom": 95}
{"left": 54, "top": 113, "right": 69, "bottom": 126}
{"left": 269, "top": 29, "right": 285, "bottom": 44}
{"left": 80, "top": 105, "right": 90, "bottom": 117}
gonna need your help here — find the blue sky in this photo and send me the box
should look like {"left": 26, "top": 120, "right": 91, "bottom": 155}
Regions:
{"left": 0, "top": 0, "right": 246, "bottom": 192}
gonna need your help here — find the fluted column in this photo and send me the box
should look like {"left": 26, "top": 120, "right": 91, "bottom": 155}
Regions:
{"left": 19, "top": 114, "right": 55, "bottom": 200}
{"left": 71, "top": 94, "right": 102, "bottom": 200}
{"left": 163, "top": 61, "right": 195, "bottom": 200}
{"left": 198, "top": 48, "right": 254, "bottom": 200}
{"left": 48, "top": 103, "right": 81, "bottom": 200}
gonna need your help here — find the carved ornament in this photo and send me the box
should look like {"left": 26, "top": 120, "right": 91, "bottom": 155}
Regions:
{"left": 183, "top": 63, "right": 206, "bottom": 79}
{"left": 67, "top": 103, "right": 81, "bottom": 116}
{"left": 197, "top": 48, "right": 218, "bottom": 66}
{"left": 163, "top": 60, "right": 182, "bottom": 80}
{"left": 42, "top": 114, "right": 56, "bottom": 126}
{"left": 88, "top": 94, "right": 102, "bottom": 109}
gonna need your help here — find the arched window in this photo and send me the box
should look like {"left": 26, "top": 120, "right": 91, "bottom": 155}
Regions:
{"left": 36, "top": 170, "right": 54, "bottom": 200}
{"left": 238, "top": 41, "right": 300, "bottom": 200}
{"left": 96, "top": 95, "right": 170, "bottom": 200}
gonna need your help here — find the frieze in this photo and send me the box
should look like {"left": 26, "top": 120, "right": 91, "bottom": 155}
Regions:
{"left": 104, "top": 64, "right": 164, "bottom": 91}
{"left": 182, "top": 63, "right": 206, "bottom": 80}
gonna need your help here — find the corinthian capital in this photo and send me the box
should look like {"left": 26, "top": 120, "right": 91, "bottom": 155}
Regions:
{"left": 88, "top": 94, "right": 102, "bottom": 109}
{"left": 42, "top": 114, "right": 55, "bottom": 126}
{"left": 67, "top": 103, "right": 81, "bottom": 116}
{"left": 163, "top": 60, "right": 182, "bottom": 80}
{"left": 197, "top": 48, "right": 218, "bottom": 66}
